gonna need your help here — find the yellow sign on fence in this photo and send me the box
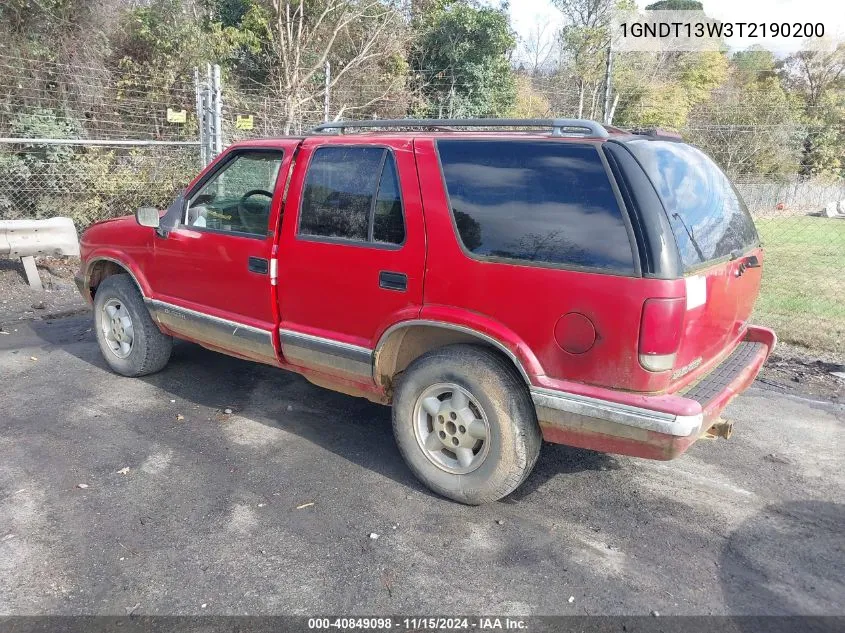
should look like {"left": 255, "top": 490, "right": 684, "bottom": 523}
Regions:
{"left": 236, "top": 114, "right": 254, "bottom": 131}
{"left": 166, "top": 108, "right": 187, "bottom": 123}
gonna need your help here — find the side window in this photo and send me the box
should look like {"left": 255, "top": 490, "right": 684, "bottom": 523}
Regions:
{"left": 186, "top": 151, "right": 283, "bottom": 236}
{"left": 373, "top": 156, "right": 405, "bottom": 245}
{"left": 437, "top": 140, "right": 635, "bottom": 273}
{"left": 299, "top": 146, "right": 405, "bottom": 246}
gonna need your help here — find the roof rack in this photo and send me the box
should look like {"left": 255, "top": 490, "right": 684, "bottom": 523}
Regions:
{"left": 310, "top": 118, "right": 610, "bottom": 138}
{"left": 630, "top": 127, "right": 683, "bottom": 140}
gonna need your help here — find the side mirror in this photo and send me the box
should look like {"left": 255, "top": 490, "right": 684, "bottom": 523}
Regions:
{"left": 136, "top": 207, "right": 160, "bottom": 229}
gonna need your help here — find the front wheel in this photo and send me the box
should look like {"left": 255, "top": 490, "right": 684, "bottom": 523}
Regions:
{"left": 93, "top": 274, "right": 172, "bottom": 377}
{"left": 391, "top": 344, "right": 542, "bottom": 504}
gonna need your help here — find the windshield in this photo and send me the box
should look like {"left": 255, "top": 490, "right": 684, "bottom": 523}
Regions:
{"left": 626, "top": 139, "right": 759, "bottom": 271}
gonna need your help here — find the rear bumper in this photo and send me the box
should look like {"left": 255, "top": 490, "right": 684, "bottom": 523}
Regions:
{"left": 533, "top": 326, "right": 776, "bottom": 460}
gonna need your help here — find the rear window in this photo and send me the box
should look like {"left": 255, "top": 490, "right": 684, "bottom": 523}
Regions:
{"left": 625, "top": 139, "right": 759, "bottom": 271}
{"left": 436, "top": 140, "right": 635, "bottom": 273}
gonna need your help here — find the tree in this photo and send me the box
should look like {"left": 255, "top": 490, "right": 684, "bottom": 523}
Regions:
{"left": 552, "top": 0, "right": 614, "bottom": 119}
{"left": 612, "top": 50, "right": 727, "bottom": 129}
{"left": 681, "top": 47, "right": 802, "bottom": 177}
{"left": 410, "top": 1, "right": 517, "bottom": 118}
{"left": 109, "top": 0, "right": 235, "bottom": 139}
{"left": 782, "top": 45, "right": 845, "bottom": 108}
{"left": 241, "top": 0, "right": 406, "bottom": 133}
{"left": 732, "top": 46, "right": 778, "bottom": 84}
{"left": 781, "top": 44, "right": 845, "bottom": 177}
{"left": 519, "top": 19, "right": 558, "bottom": 77}
{"left": 644, "top": 0, "right": 703, "bottom": 9}
{"left": 686, "top": 77, "right": 802, "bottom": 177}
{"left": 609, "top": 0, "right": 728, "bottom": 130}
{"left": 510, "top": 76, "right": 552, "bottom": 118}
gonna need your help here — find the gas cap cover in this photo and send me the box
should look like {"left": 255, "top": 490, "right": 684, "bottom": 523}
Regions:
{"left": 554, "top": 313, "right": 597, "bottom": 354}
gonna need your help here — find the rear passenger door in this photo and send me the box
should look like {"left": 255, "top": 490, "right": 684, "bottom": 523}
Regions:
{"left": 276, "top": 137, "right": 425, "bottom": 381}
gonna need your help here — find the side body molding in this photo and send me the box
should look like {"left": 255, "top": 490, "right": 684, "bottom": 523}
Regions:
{"left": 147, "top": 300, "right": 278, "bottom": 366}
{"left": 278, "top": 328, "right": 373, "bottom": 378}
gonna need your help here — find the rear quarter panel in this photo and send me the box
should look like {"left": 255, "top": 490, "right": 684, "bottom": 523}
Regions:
{"left": 414, "top": 138, "right": 685, "bottom": 392}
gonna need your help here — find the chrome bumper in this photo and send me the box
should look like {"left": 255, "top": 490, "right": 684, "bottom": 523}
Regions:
{"left": 530, "top": 387, "right": 702, "bottom": 438}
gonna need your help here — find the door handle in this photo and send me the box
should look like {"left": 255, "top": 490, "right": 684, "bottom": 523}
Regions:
{"left": 379, "top": 271, "right": 407, "bottom": 292}
{"left": 248, "top": 256, "right": 269, "bottom": 275}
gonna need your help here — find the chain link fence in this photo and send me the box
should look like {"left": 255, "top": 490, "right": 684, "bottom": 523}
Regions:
{"left": 1, "top": 52, "right": 843, "bottom": 355}
{"left": 0, "top": 51, "right": 202, "bottom": 230}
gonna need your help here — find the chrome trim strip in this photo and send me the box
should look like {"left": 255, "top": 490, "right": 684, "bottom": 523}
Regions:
{"left": 374, "top": 319, "right": 532, "bottom": 384}
{"left": 530, "top": 387, "right": 702, "bottom": 437}
{"left": 146, "top": 299, "right": 277, "bottom": 364}
{"left": 278, "top": 328, "right": 373, "bottom": 378}
{"left": 279, "top": 329, "right": 372, "bottom": 358}
{"left": 147, "top": 299, "right": 269, "bottom": 337}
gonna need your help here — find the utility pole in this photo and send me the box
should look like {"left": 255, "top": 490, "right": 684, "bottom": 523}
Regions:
{"left": 324, "top": 61, "right": 331, "bottom": 122}
{"left": 212, "top": 64, "right": 222, "bottom": 156}
{"left": 204, "top": 64, "right": 213, "bottom": 163}
{"left": 603, "top": 41, "right": 614, "bottom": 125}
{"left": 194, "top": 67, "right": 207, "bottom": 166}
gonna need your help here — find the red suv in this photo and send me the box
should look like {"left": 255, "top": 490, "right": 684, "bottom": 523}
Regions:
{"left": 75, "top": 119, "right": 776, "bottom": 504}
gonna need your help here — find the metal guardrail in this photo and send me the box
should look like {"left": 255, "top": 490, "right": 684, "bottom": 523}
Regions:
{"left": 0, "top": 217, "right": 80, "bottom": 290}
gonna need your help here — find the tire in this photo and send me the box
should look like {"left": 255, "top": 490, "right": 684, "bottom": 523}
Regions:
{"left": 392, "top": 344, "right": 542, "bottom": 505}
{"left": 93, "top": 274, "right": 172, "bottom": 377}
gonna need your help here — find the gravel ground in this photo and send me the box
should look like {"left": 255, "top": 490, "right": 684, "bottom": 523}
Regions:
{"left": 0, "top": 256, "right": 88, "bottom": 324}
{"left": 0, "top": 315, "right": 842, "bottom": 617}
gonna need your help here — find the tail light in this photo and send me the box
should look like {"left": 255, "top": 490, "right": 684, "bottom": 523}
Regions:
{"left": 639, "top": 298, "right": 685, "bottom": 372}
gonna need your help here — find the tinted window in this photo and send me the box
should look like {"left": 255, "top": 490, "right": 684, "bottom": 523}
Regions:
{"left": 299, "top": 147, "right": 405, "bottom": 245}
{"left": 437, "top": 140, "right": 635, "bottom": 272}
{"left": 373, "top": 157, "right": 405, "bottom": 245}
{"left": 186, "top": 151, "right": 282, "bottom": 235}
{"left": 626, "top": 140, "right": 759, "bottom": 270}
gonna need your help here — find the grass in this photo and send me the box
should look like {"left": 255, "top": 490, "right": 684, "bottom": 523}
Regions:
{"left": 753, "top": 216, "right": 845, "bottom": 355}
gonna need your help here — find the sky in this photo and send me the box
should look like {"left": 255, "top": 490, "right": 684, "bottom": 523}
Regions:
{"left": 509, "top": 0, "right": 845, "bottom": 56}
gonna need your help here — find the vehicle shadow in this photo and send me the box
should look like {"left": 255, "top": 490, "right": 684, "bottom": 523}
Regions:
{"left": 505, "top": 443, "right": 621, "bottom": 502}
{"left": 31, "top": 315, "right": 617, "bottom": 502}
{"left": 153, "top": 340, "right": 436, "bottom": 498}
{"left": 719, "top": 500, "right": 844, "bottom": 622}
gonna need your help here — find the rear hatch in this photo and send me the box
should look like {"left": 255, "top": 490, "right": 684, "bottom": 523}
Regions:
{"left": 625, "top": 138, "right": 763, "bottom": 383}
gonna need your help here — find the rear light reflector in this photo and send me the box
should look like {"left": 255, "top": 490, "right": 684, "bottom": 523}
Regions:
{"left": 640, "top": 352, "right": 676, "bottom": 373}
{"left": 639, "top": 297, "right": 686, "bottom": 372}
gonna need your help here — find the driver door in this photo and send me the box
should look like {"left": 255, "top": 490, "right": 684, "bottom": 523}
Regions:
{"left": 147, "top": 146, "right": 293, "bottom": 365}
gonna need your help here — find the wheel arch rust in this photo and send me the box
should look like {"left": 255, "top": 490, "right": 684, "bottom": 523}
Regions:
{"left": 85, "top": 255, "right": 149, "bottom": 300}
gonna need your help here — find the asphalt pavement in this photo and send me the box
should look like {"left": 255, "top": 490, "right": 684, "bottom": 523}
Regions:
{"left": 0, "top": 315, "right": 842, "bottom": 616}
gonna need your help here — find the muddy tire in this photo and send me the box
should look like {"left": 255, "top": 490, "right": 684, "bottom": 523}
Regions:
{"left": 392, "top": 344, "right": 542, "bottom": 504}
{"left": 93, "top": 274, "right": 172, "bottom": 377}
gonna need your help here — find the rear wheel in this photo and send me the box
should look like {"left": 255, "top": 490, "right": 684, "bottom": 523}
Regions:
{"left": 392, "top": 344, "right": 541, "bottom": 504}
{"left": 93, "top": 274, "right": 172, "bottom": 377}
